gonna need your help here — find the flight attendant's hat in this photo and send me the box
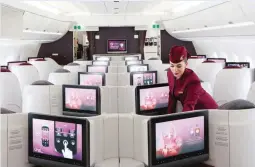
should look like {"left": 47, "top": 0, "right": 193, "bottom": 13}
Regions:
{"left": 169, "top": 46, "right": 190, "bottom": 63}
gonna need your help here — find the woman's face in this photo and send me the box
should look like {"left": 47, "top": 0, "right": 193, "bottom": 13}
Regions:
{"left": 169, "top": 60, "right": 187, "bottom": 79}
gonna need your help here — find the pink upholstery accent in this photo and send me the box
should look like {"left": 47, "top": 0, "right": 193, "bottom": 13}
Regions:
{"left": 202, "top": 60, "right": 215, "bottom": 63}
{"left": 19, "top": 62, "right": 32, "bottom": 66}
{"left": 35, "top": 59, "right": 46, "bottom": 61}
{"left": 224, "top": 66, "right": 241, "bottom": 69}
{"left": 1, "top": 68, "right": 11, "bottom": 72}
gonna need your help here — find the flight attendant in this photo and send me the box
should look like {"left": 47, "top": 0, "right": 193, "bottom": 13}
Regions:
{"left": 167, "top": 46, "right": 218, "bottom": 113}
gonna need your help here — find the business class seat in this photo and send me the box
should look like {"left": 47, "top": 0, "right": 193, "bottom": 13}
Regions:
{"left": 74, "top": 60, "right": 92, "bottom": 66}
{"left": 22, "top": 80, "right": 62, "bottom": 115}
{"left": 48, "top": 69, "right": 78, "bottom": 85}
{"left": 0, "top": 71, "right": 22, "bottom": 112}
{"left": 11, "top": 62, "right": 40, "bottom": 92}
{"left": 213, "top": 68, "right": 254, "bottom": 105}
{"left": 195, "top": 61, "right": 224, "bottom": 89}
{"left": 29, "top": 59, "right": 59, "bottom": 80}
{"left": 143, "top": 60, "right": 162, "bottom": 71}
{"left": 187, "top": 58, "right": 206, "bottom": 71}
{"left": 44, "top": 57, "right": 61, "bottom": 69}
{"left": 0, "top": 112, "right": 29, "bottom": 167}
{"left": 63, "top": 63, "right": 86, "bottom": 72}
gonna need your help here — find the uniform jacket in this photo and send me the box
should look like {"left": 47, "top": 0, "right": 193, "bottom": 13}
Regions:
{"left": 167, "top": 68, "right": 218, "bottom": 113}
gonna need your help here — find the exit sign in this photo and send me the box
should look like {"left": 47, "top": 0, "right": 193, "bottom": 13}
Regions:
{"left": 152, "top": 24, "right": 160, "bottom": 29}
{"left": 74, "top": 25, "right": 82, "bottom": 30}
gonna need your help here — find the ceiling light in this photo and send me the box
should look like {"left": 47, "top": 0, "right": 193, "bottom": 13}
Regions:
{"left": 172, "top": 21, "right": 255, "bottom": 33}
{"left": 23, "top": 30, "right": 63, "bottom": 35}
{"left": 22, "top": 1, "right": 61, "bottom": 15}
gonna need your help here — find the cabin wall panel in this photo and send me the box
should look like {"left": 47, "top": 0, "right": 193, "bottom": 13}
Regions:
{"left": 95, "top": 27, "right": 140, "bottom": 54}
{"left": 160, "top": 30, "right": 197, "bottom": 63}
{"left": 37, "top": 31, "right": 73, "bottom": 65}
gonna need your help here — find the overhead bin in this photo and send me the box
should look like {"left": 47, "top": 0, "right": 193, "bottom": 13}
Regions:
{"left": 0, "top": 5, "right": 72, "bottom": 41}
{"left": 163, "top": 1, "right": 255, "bottom": 38}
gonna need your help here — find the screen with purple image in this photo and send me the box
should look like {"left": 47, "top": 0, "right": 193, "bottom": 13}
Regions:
{"left": 133, "top": 73, "right": 156, "bottom": 86}
{"left": 139, "top": 86, "right": 169, "bottom": 111}
{"left": 126, "top": 60, "right": 142, "bottom": 65}
{"left": 87, "top": 66, "right": 107, "bottom": 73}
{"left": 93, "top": 61, "right": 109, "bottom": 66}
{"left": 129, "top": 65, "right": 148, "bottom": 72}
{"left": 32, "top": 118, "right": 82, "bottom": 160}
{"left": 107, "top": 40, "right": 127, "bottom": 53}
{"left": 155, "top": 116, "right": 204, "bottom": 160}
{"left": 125, "top": 56, "right": 139, "bottom": 61}
{"left": 65, "top": 88, "right": 96, "bottom": 112}
{"left": 79, "top": 74, "right": 103, "bottom": 86}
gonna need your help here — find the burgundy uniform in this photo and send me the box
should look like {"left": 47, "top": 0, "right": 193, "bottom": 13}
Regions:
{"left": 167, "top": 45, "right": 218, "bottom": 113}
{"left": 167, "top": 68, "right": 218, "bottom": 113}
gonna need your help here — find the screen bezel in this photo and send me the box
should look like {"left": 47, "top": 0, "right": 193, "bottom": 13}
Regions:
{"left": 92, "top": 60, "right": 110, "bottom": 66}
{"left": 148, "top": 110, "right": 209, "bottom": 166}
{"left": 28, "top": 113, "right": 90, "bottom": 167}
{"left": 86, "top": 65, "right": 108, "bottom": 73}
{"left": 135, "top": 83, "right": 168, "bottom": 115}
{"left": 62, "top": 84, "right": 101, "bottom": 116}
{"left": 124, "top": 56, "right": 139, "bottom": 61}
{"left": 127, "top": 64, "right": 149, "bottom": 72}
{"left": 28, "top": 57, "right": 45, "bottom": 61}
{"left": 95, "top": 57, "right": 111, "bottom": 61}
{"left": 130, "top": 71, "right": 158, "bottom": 86}
{"left": 78, "top": 72, "right": 106, "bottom": 86}
{"left": 206, "top": 58, "right": 226, "bottom": 63}
{"left": 107, "top": 39, "right": 127, "bottom": 53}
{"left": 225, "top": 62, "right": 250, "bottom": 68}
{"left": 125, "top": 60, "right": 143, "bottom": 66}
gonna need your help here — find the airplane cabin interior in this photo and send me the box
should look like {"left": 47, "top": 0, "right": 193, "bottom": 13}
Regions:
{"left": 1, "top": 0, "right": 255, "bottom": 167}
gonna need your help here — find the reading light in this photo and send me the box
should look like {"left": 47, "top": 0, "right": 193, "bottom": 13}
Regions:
{"left": 172, "top": 21, "right": 255, "bottom": 33}
{"left": 23, "top": 30, "right": 63, "bottom": 35}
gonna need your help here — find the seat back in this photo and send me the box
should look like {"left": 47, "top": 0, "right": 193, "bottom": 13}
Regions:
{"left": 143, "top": 60, "right": 162, "bottom": 71}
{"left": 118, "top": 73, "right": 130, "bottom": 86}
{"left": 48, "top": 72, "right": 77, "bottom": 85}
{"left": 187, "top": 58, "right": 206, "bottom": 71}
{"left": 195, "top": 62, "right": 224, "bottom": 89}
{"left": 105, "top": 73, "right": 118, "bottom": 86}
{"left": 63, "top": 64, "right": 86, "bottom": 72}
{"left": 118, "top": 86, "right": 136, "bottom": 113}
{"left": 22, "top": 85, "right": 62, "bottom": 115}
{"left": 246, "top": 82, "right": 255, "bottom": 104}
{"left": 30, "top": 60, "right": 59, "bottom": 80}
{"left": 0, "top": 72, "right": 22, "bottom": 112}
{"left": 11, "top": 64, "right": 40, "bottom": 92}
{"left": 213, "top": 69, "right": 253, "bottom": 105}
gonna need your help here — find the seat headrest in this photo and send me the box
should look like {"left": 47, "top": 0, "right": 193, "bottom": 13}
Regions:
{"left": 219, "top": 99, "right": 255, "bottom": 110}
{"left": 1, "top": 68, "right": 11, "bottom": 72}
{"left": 54, "top": 69, "right": 70, "bottom": 73}
{"left": 19, "top": 62, "right": 32, "bottom": 66}
{"left": 148, "top": 57, "right": 160, "bottom": 60}
{"left": 224, "top": 66, "right": 241, "bottom": 69}
{"left": 32, "top": 80, "right": 54, "bottom": 85}
{"left": 202, "top": 60, "right": 215, "bottom": 63}
{"left": 67, "top": 63, "right": 80, "bottom": 66}
{"left": 1, "top": 108, "right": 16, "bottom": 114}
{"left": 35, "top": 59, "right": 46, "bottom": 61}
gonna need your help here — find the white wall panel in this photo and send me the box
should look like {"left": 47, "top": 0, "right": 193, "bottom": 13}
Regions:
{"left": 1, "top": 6, "right": 23, "bottom": 39}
